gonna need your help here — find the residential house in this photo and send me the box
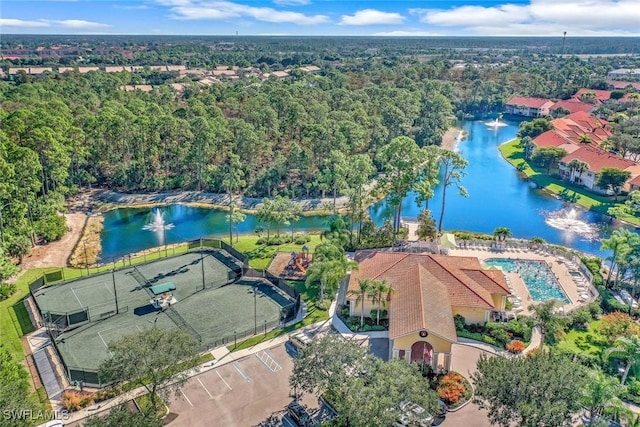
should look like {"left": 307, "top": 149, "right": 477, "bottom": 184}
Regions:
{"left": 346, "top": 251, "right": 510, "bottom": 371}
{"left": 550, "top": 111, "right": 611, "bottom": 146}
{"left": 119, "top": 85, "right": 153, "bottom": 92}
{"left": 559, "top": 147, "right": 637, "bottom": 192}
{"left": 550, "top": 100, "right": 594, "bottom": 116}
{"left": 104, "top": 66, "right": 125, "bottom": 73}
{"left": 607, "top": 68, "right": 640, "bottom": 80}
{"left": 607, "top": 80, "right": 640, "bottom": 91}
{"left": 299, "top": 65, "right": 321, "bottom": 74}
{"left": 572, "top": 89, "right": 611, "bottom": 105}
{"left": 505, "top": 96, "right": 554, "bottom": 117}
{"left": 77, "top": 67, "right": 99, "bottom": 74}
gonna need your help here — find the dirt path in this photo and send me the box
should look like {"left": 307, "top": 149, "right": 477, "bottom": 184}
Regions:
{"left": 19, "top": 212, "right": 87, "bottom": 270}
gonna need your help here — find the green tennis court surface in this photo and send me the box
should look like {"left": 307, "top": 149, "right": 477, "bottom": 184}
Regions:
{"left": 33, "top": 250, "right": 295, "bottom": 383}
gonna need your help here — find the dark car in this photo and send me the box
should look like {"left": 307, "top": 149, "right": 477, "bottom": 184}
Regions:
{"left": 287, "top": 402, "right": 314, "bottom": 427}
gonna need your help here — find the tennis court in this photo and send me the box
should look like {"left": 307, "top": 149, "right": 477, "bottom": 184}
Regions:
{"left": 33, "top": 249, "right": 296, "bottom": 385}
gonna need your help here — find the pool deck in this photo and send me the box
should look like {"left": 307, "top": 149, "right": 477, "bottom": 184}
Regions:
{"left": 448, "top": 247, "right": 596, "bottom": 316}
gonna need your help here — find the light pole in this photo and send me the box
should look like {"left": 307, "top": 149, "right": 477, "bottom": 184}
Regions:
{"left": 0, "top": 202, "right": 13, "bottom": 248}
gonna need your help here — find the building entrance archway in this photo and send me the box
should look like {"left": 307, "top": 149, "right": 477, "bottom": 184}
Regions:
{"left": 410, "top": 340, "right": 433, "bottom": 364}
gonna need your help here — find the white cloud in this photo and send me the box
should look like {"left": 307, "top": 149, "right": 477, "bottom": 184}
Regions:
{"left": 273, "top": 0, "right": 310, "bottom": 5}
{"left": 54, "top": 20, "right": 111, "bottom": 29}
{"left": 411, "top": 0, "right": 640, "bottom": 36}
{"left": 157, "top": 0, "right": 328, "bottom": 25}
{"left": 339, "top": 9, "right": 405, "bottom": 26}
{"left": 0, "top": 18, "right": 49, "bottom": 28}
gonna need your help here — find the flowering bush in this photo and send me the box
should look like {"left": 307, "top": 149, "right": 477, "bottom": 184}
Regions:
{"left": 506, "top": 340, "right": 525, "bottom": 354}
{"left": 437, "top": 372, "right": 467, "bottom": 405}
{"left": 61, "top": 390, "right": 94, "bottom": 412}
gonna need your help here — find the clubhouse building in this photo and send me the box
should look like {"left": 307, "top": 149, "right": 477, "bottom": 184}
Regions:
{"left": 345, "top": 251, "right": 510, "bottom": 372}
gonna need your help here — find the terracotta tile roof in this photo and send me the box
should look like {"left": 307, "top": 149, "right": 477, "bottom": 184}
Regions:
{"left": 607, "top": 80, "right": 640, "bottom": 90}
{"left": 550, "top": 100, "right": 594, "bottom": 114}
{"left": 349, "top": 252, "right": 508, "bottom": 340}
{"left": 629, "top": 174, "right": 640, "bottom": 187}
{"left": 561, "top": 146, "right": 635, "bottom": 174}
{"left": 389, "top": 265, "right": 457, "bottom": 341}
{"left": 534, "top": 130, "right": 568, "bottom": 147}
{"left": 462, "top": 269, "right": 510, "bottom": 294}
{"left": 573, "top": 88, "right": 611, "bottom": 103}
{"left": 506, "top": 96, "right": 553, "bottom": 109}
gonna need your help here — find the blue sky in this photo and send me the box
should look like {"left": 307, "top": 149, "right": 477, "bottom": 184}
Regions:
{"left": 1, "top": 0, "right": 639, "bottom": 36}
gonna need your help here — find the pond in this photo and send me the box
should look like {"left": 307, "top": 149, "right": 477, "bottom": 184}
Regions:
{"left": 99, "top": 118, "right": 624, "bottom": 261}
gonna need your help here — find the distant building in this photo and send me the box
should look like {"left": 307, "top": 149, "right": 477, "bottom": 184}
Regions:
{"left": 550, "top": 100, "right": 594, "bottom": 115}
{"left": 505, "top": 96, "right": 554, "bottom": 117}
{"left": 607, "top": 68, "right": 640, "bottom": 80}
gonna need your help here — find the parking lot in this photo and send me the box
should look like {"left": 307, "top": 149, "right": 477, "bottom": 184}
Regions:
{"left": 166, "top": 343, "right": 326, "bottom": 426}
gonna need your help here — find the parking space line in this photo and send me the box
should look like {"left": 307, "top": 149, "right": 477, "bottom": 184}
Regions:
{"left": 216, "top": 371, "right": 232, "bottom": 390}
{"left": 197, "top": 377, "right": 213, "bottom": 399}
{"left": 233, "top": 362, "right": 252, "bottom": 382}
{"left": 179, "top": 388, "right": 193, "bottom": 407}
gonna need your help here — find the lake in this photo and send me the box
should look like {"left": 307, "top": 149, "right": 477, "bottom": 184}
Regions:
{"left": 100, "top": 118, "right": 621, "bottom": 261}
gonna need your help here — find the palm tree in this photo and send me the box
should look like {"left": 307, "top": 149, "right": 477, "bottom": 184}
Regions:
{"left": 348, "top": 279, "right": 374, "bottom": 329}
{"left": 580, "top": 369, "right": 622, "bottom": 427}
{"left": 367, "top": 280, "right": 393, "bottom": 325}
{"left": 493, "top": 227, "right": 512, "bottom": 241}
{"left": 567, "top": 159, "right": 589, "bottom": 184}
{"left": 605, "top": 335, "right": 640, "bottom": 385}
{"left": 601, "top": 229, "right": 632, "bottom": 288}
{"left": 306, "top": 255, "right": 358, "bottom": 302}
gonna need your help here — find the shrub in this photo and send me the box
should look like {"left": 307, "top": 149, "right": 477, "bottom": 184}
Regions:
{"left": 453, "top": 314, "right": 466, "bottom": 331}
{"left": 315, "top": 299, "right": 332, "bottom": 311}
{"left": 293, "top": 235, "right": 311, "bottom": 245}
{"left": 488, "top": 328, "right": 511, "bottom": 346}
{"left": 506, "top": 340, "right": 525, "bottom": 354}
{"left": 569, "top": 307, "right": 593, "bottom": 328}
{"left": 437, "top": 372, "right": 467, "bottom": 405}
{"left": 601, "top": 291, "right": 629, "bottom": 314}
{"left": 0, "top": 282, "right": 16, "bottom": 300}
{"left": 61, "top": 390, "right": 94, "bottom": 412}
{"left": 369, "top": 309, "right": 388, "bottom": 319}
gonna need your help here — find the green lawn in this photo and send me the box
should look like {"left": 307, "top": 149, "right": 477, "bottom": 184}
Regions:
{"left": 499, "top": 140, "right": 640, "bottom": 226}
{"left": 556, "top": 320, "right": 605, "bottom": 356}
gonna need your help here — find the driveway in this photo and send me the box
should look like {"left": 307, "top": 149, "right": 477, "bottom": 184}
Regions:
{"left": 441, "top": 343, "right": 495, "bottom": 427}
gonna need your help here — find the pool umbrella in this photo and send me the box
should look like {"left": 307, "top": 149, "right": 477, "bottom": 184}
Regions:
{"left": 440, "top": 233, "right": 457, "bottom": 249}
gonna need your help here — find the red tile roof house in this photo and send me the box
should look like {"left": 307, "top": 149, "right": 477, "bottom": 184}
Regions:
{"left": 345, "top": 251, "right": 510, "bottom": 370}
{"left": 505, "top": 96, "right": 555, "bottom": 117}
{"left": 558, "top": 146, "right": 638, "bottom": 193}
{"left": 550, "top": 99, "right": 594, "bottom": 116}
{"left": 572, "top": 89, "right": 612, "bottom": 105}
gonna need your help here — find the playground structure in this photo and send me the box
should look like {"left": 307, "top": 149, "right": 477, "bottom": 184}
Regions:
{"left": 287, "top": 245, "right": 311, "bottom": 275}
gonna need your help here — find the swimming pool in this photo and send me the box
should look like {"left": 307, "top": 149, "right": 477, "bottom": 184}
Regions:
{"left": 484, "top": 258, "right": 570, "bottom": 303}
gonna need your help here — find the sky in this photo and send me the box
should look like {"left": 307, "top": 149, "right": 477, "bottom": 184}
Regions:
{"left": 1, "top": 0, "right": 640, "bottom": 37}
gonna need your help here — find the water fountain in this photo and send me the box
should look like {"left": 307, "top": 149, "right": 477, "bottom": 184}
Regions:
{"left": 142, "top": 208, "right": 175, "bottom": 233}
{"left": 544, "top": 207, "right": 599, "bottom": 240}
{"left": 485, "top": 115, "right": 507, "bottom": 129}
